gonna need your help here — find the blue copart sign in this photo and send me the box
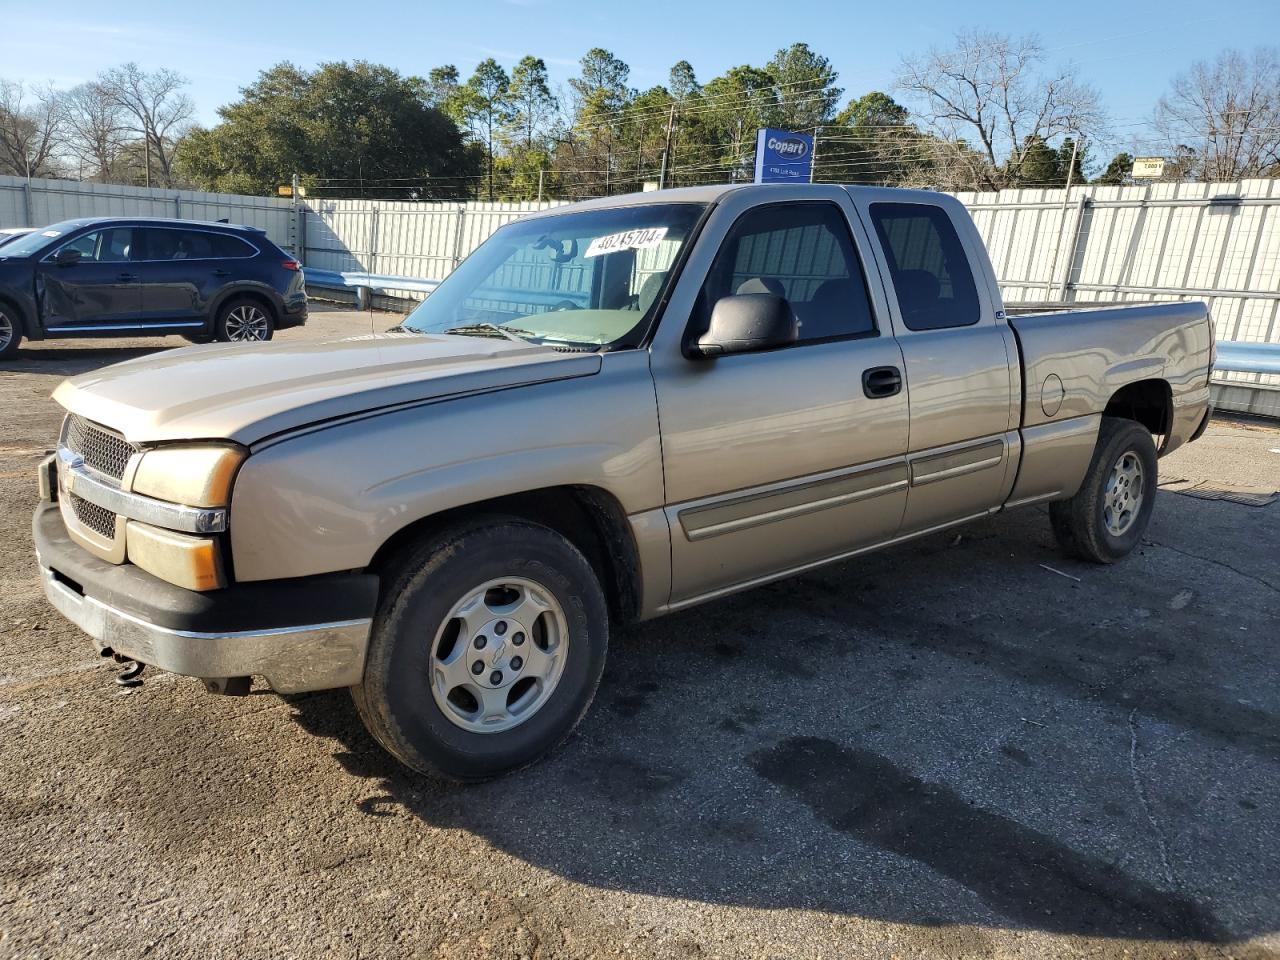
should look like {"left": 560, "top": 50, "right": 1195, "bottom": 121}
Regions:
{"left": 754, "top": 128, "right": 814, "bottom": 183}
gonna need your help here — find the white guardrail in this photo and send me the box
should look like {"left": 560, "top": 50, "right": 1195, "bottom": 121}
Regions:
{"left": 302, "top": 268, "right": 1280, "bottom": 377}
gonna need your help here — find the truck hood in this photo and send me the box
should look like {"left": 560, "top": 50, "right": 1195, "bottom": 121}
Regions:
{"left": 52, "top": 332, "right": 602, "bottom": 445}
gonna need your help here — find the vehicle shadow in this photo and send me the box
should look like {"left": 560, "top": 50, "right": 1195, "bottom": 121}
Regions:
{"left": 0, "top": 346, "right": 168, "bottom": 377}
{"left": 285, "top": 500, "right": 1280, "bottom": 948}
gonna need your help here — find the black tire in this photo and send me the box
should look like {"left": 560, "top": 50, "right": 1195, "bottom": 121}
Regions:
{"left": 213, "top": 297, "right": 275, "bottom": 342}
{"left": 1049, "top": 416, "right": 1158, "bottom": 564}
{"left": 0, "top": 303, "right": 22, "bottom": 359}
{"left": 352, "top": 517, "right": 609, "bottom": 781}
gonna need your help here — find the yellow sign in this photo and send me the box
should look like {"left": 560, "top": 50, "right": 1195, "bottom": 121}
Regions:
{"left": 277, "top": 184, "right": 307, "bottom": 197}
{"left": 1131, "top": 157, "right": 1165, "bottom": 179}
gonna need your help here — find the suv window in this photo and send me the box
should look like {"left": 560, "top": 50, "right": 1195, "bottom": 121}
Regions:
{"left": 137, "top": 228, "right": 209, "bottom": 260}
{"left": 869, "top": 203, "right": 981, "bottom": 331}
{"left": 55, "top": 228, "right": 134, "bottom": 263}
{"left": 209, "top": 233, "right": 257, "bottom": 258}
{"left": 699, "top": 202, "right": 875, "bottom": 343}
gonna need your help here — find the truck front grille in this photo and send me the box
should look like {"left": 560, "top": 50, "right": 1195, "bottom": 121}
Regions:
{"left": 62, "top": 414, "right": 136, "bottom": 481}
{"left": 68, "top": 492, "right": 117, "bottom": 539}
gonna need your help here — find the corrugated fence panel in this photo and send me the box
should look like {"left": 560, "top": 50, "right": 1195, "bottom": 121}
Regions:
{"left": 0, "top": 175, "right": 294, "bottom": 250}
{"left": 958, "top": 177, "right": 1280, "bottom": 408}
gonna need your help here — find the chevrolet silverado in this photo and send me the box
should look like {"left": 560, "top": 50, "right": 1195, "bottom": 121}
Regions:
{"left": 34, "top": 184, "right": 1214, "bottom": 780}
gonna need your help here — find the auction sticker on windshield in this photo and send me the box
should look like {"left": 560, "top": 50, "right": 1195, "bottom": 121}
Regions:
{"left": 584, "top": 227, "right": 669, "bottom": 258}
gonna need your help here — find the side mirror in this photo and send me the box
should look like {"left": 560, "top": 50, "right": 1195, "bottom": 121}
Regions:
{"left": 54, "top": 248, "right": 82, "bottom": 267}
{"left": 692, "top": 294, "right": 798, "bottom": 358}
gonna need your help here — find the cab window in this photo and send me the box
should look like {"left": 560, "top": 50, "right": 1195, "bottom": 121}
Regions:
{"left": 697, "top": 202, "right": 876, "bottom": 344}
{"left": 869, "top": 203, "right": 981, "bottom": 331}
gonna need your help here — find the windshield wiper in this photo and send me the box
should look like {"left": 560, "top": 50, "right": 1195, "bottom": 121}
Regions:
{"left": 442, "top": 322, "right": 535, "bottom": 342}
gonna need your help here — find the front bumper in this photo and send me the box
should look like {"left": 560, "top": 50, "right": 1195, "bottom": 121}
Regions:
{"left": 34, "top": 502, "right": 377, "bottom": 693}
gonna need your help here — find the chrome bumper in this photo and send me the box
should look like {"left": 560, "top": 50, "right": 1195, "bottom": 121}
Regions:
{"left": 41, "top": 565, "right": 371, "bottom": 693}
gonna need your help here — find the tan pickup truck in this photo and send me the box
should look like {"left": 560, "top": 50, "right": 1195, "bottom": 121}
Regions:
{"left": 34, "top": 184, "right": 1213, "bottom": 780}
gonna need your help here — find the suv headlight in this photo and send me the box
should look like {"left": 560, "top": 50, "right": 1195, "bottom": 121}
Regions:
{"left": 130, "top": 445, "right": 245, "bottom": 507}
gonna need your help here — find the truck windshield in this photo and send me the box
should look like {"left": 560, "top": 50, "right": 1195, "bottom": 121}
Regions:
{"left": 400, "top": 203, "right": 706, "bottom": 349}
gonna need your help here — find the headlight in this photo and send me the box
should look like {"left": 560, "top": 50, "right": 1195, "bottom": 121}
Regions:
{"left": 129, "top": 445, "right": 245, "bottom": 507}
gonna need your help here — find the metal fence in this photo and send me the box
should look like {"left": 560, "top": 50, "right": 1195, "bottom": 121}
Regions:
{"left": 0, "top": 175, "right": 296, "bottom": 249}
{"left": 955, "top": 177, "right": 1280, "bottom": 417}
{"left": 298, "top": 198, "right": 565, "bottom": 291}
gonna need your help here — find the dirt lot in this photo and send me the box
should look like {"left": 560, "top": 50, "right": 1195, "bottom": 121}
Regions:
{"left": 1, "top": 305, "right": 1278, "bottom": 959}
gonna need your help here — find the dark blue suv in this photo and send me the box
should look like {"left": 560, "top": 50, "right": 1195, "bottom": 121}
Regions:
{"left": 0, "top": 217, "right": 307, "bottom": 358}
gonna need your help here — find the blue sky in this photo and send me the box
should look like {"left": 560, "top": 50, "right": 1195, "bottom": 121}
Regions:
{"left": 3, "top": 0, "right": 1276, "bottom": 155}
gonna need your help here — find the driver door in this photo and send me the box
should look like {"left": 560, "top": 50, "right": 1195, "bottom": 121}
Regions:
{"left": 650, "top": 194, "right": 910, "bottom": 605}
{"left": 37, "top": 227, "right": 142, "bottom": 330}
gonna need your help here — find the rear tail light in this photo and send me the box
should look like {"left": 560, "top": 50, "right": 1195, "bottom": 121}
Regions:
{"left": 282, "top": 259, "right": 300, "bottom": 271}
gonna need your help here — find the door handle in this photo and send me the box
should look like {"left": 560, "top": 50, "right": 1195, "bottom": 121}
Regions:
{"left": 117, "top": 273, "right": 138, "bottom": 282}
{"left": 862, "top": 365, "right": 903, "bottom": 399}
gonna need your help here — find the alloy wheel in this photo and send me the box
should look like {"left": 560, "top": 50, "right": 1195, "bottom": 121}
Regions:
{"left": 429, "top": 577, "right": 569, "bottom": 734}
{"left": 1102, "top": 450, "right": 1145, "bottom": 537}
{"left": 224, "top": 304, "right": 270, "bottom": 341}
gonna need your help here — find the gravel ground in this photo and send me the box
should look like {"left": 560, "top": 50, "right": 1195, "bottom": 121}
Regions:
{"left": 1, "top": 305, "right": 1278, "bottom": 959}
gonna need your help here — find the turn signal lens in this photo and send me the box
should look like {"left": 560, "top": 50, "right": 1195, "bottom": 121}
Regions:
{"left": 125, "top": 521, "right": 225, "bottom": 591}
{"left": 130, "top": 445, "right": 245, "bottom": 507}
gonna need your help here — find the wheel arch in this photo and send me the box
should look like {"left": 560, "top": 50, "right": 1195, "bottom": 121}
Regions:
{"left": 367, "top": 484, "right": 644, "bottom": 626}
{"left": 0, "top": 293, "right": 34, "bottom": 339}
{"left": 1104, "top": 378, "right": 1172, "bottom": 449}
{"left": 213, "top": 286, "right": 281, "bottom": 326}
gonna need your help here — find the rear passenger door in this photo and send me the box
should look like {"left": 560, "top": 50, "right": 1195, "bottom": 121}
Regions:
{"left": 859, "top": 199, "right": 1019, "bottom": 533}
{"left": 135, "top": 227, "right": 251, "bottom": 328}
{"left": 650, "top": 192, "right": 910, "bottom": 605}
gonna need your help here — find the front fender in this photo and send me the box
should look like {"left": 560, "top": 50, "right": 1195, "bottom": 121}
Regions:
{"left": 0, "top": 278, "right": 40, "bottom": 339}
{"left": 228, "top": 351, "right": 664, "bottom": 583}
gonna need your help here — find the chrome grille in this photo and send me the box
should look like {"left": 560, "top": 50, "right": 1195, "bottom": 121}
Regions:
{"left": 63, "top": 414, "right": 136, "bottom": 480}
{"left": 68, "top": 492, "right": 117, "bottom": 539}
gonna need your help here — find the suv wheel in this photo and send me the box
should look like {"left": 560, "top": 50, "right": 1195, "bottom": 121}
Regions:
{"left": 0, "top": 305, "right": 21, "bottom": 359}
{"left": 353, "top": 517, "right": 609, "bottom": 781}
{"left": 214, "top": 297, "right": 274, "bottom": 342}
{"left": 1050, "top": 416, "right": 1158, "bottom": 563}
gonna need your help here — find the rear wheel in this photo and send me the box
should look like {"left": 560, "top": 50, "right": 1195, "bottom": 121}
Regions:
{"left": 1050, "top": 416, "right": 1158, "bottom": 563}
{"left": 0, "top": 306, "right": 22, "bottom": 359}
{"left": 353, "top": 518, "right": 609, "bottom": 781}
{"left": 214, "top": 297, "right": 274, "bottom": 342}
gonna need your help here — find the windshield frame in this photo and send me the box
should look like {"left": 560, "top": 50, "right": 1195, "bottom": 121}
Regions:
{"left": 399, "top": 200, "right": 714, "bottom": 352}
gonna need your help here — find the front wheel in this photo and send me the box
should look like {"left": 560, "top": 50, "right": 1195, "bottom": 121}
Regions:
{"left": 352, "top": 518, "right": 609, "bottom": 781}
{"left": 214, "top": 297, "right": 274, "bottom": 342}
{"left": 0, "top": 306, "right": 22, "bottom": 359}
{"left": 1050, "top": 416, "right": 1158, "bottom": 563}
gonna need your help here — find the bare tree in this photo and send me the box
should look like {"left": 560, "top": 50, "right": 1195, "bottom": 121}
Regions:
{"left": 0, "top": 79, "right": 64, "bottom": 177}
{"left": 896, "top": 31, "right": 1106, "bottom": 189}
{"left": 62, "top": 81, "right": 128, "bottom": 181}
{"left": 1154, "top": 48, "right": 1280, "bottom": 181}
{"left": 100, "top": 63, "right": 194, "bottom": 187}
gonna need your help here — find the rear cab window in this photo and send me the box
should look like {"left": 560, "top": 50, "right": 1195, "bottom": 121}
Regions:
{"left": 869, "top": 203, "right": 981, "bottom": 331}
